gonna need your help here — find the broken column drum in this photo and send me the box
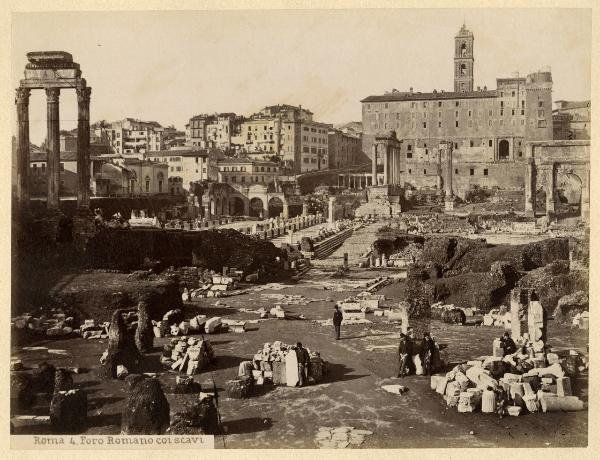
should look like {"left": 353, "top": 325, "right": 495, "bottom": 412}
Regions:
{"left": 14, "top": 51, "right": 92, "bottom": 210}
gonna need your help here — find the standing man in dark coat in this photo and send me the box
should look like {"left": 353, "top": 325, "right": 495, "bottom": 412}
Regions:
{"left": 420, "top": 332, "right": 435, "bottom": 376}
{"left": 295, "top": 342, "right": 311, "bottom": 387}
{"left": 397, "top": 333, "right": 409, "bottom": 378}
{"left": 333, "top": 305, "right": 343, "bottom": 340}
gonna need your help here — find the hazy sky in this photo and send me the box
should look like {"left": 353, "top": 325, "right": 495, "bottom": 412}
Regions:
{"left": 12, "top": 8, "right": 591, "bottom": 145}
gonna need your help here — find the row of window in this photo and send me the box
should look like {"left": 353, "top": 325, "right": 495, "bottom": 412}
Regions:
{"left": 303, "top": 157, "right": 327, "bottom": 164}
{"left": 302, "top": 146, "right": 328, "bottom": 155}
{"left": 367, "top": 98, "right": 545, "bottom": 111}
{"left": 221, "top": 166, "right": 277, "bottom": 172}
{"left": 222, "top": 175, "right": 269, "bottom": 183}
{"left": 374, "top": 117, "right": 547, "bottom": 130}
{"left": 302, "top": 136, "right": 327, "bottom": 143}
{"left": 406, "top": 168, "right": 489, "bottom": 176}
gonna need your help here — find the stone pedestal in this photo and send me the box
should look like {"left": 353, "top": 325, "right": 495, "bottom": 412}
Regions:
{"left": 444, "top": 199, "right": 454, "bottom": 212}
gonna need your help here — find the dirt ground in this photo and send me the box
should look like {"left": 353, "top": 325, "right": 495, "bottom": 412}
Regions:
{"left": 11, "top": 261, "right": 588, "bottom": 448}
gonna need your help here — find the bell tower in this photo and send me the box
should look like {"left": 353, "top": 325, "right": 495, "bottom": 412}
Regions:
{"left": 454, "top": 24, "right": 474, "bottom": 92}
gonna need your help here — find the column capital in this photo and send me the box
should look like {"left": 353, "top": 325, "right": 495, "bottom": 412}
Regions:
{"left": 15, "top": 87, "right": 31, "bottom": 105}
{"left": 45, "top": 87, "right": 60, "bottom": 103}
{"left": 76, "top": 86, "right": 92, "bottom": 103}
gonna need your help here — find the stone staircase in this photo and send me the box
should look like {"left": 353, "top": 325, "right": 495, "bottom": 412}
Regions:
{"left": 309, "top": 228, "right": 355, "bottom": 260}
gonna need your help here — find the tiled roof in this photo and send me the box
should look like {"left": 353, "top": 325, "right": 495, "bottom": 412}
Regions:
{"left": 30, "top": 150, "right": 103, "bottom": 162}
{"left": 145, "top": 148, "right": 209, "bottom": 157}
{"left": 361, "top": 90, "right": 498, "bottom": 103}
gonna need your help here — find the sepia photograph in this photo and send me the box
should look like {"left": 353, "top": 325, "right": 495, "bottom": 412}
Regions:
{"left": 7, "top": 3, "right": 592, "bottom": 450}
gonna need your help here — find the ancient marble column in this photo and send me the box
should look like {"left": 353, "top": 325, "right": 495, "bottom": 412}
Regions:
{"left": 46, "top": 87, "right": 61, "bottom": 209}
{"left": 302, "top": 202, "right": 308, "bottom": 216}
{"left": 444, "top": 144, "right": 454, "bottom": 211}
{"left": 371, "top": 144, "right": 377, "bottom": 186}
{"left": 282, "top": 201, "right": 289, "bottom": 219}
{"left": 524, "top": 158, "right": 537, "bottom": 218}
{"left": 383, "top": 145, "right": 389, "bottom": 186}
{"left": 545, "top": 164, "right": 556, "bottom": 219}
{"left": 15, "top": 87, "right": 31, "bottom": 205}
{"left": 76, "top": 87, "right": 92, "bottom": 209}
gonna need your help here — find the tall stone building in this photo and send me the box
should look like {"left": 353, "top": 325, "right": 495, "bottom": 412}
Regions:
{"left": 360, "top": 24, "right": 554, "bottom": 197}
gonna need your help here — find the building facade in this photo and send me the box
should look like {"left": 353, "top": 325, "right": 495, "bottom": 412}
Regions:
{"left": 145, "top": 148, "right": 219, "bottom": 192}
{"left": 186, "top": 113, "right": 239, "bottom": 150}
{"left": 100, "top": 118, "right": 165, "bottom": 156}
{"left": 360, "top": 24, "right": 554, "bottom": 197}
{"left": 328, "top": 129, "right": 362, "bottom": 169}
{"left": 216, "top": 158, "right": 280, "bottom": 186}
{"left": 187, "top": 104, "right": 335, "bottom": 173}
{"left": 552, "top": 100, "right": 590, "bottom": 140}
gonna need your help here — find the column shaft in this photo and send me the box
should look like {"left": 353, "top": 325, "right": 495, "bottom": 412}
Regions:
{"left": 371, "top": 143, "right": 377, "bottom": 186}
{"left": 77, "top": 87, "right": 92, "bottom": 209}
{"left": 524, "top": 159, "right": 536, "bottom": 217}
{"left": 383, "top": 145, "right": 389, "bottom": 185}
{"left": 545, "top": 164, "right": 556, "bottom": 218}
{"left": 46, "top": 88, "right": 61, "bottom": 209}
{"left": 15, "top": 88, "right": 31, "bottom": 204}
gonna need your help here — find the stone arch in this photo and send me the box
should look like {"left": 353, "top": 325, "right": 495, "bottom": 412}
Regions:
{"left": 268, "top": 196, "right": 284, "bottom": 218}
{"left": 249, "top": 197, "right": 264, "bottom": 218}
{"left": 498, "top": 139, "right": 510, "bottom": 160}
{"left": 229, "top": 196, "right": 246, "bottom": 216}
{"left": 460, "top": 42, "right": 467, "bottom": 57}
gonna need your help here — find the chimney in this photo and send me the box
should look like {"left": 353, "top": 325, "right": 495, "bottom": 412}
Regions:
{"left": 410, "top": 87, "right": 413, "bottom": 93}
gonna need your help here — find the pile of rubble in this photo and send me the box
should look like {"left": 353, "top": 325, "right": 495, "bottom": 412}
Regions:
{"left": 247, "top": 341, "right": 326, "bottom": 386}
{"left": 430, "top": 302, "right": 483, "bottom": 325}
{"left": 482, "top": 307, "right": 511, "bottom": 328}
{"left": 182, "top": 272, "right": 247, "bottom": 300}
{"left": 12, "top": 310, "right": 75, "bottom": 338}
{"left": 430, "top": 339, "right": 587, "bottom": 416}
{"left": 152, "top": 310, "right": 225, "bottom": 337}
{"left": 160, "top": 337, "right": 216, "bottom": 375}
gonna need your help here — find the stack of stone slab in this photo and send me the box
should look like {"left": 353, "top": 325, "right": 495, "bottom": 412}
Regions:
{"left": 482, "top": 307, "right": 511, "bottom": 328}
{"left": 12, "top": 311, "right": 75, "bottom": 338}
{"left": 160, "top": 336, "right": 215, "bottom": 375}
{"left": 250, "top": 341, "right": 326, "bottom": 386}
{"left": 188, "top": 274, "right": 240, "bottom": 299}
{"left": 430, "top": 342, "right": 585, "bottom": 416}
{"left": 79, "top": 319, "right": 110, "bottom": 339}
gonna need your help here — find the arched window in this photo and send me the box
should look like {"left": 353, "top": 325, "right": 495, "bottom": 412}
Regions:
{"left": 460, "top": 63, "right": 467, "bottom": 76}
{"left": 460, "top": 42, "right": 467, "bottom": 57}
